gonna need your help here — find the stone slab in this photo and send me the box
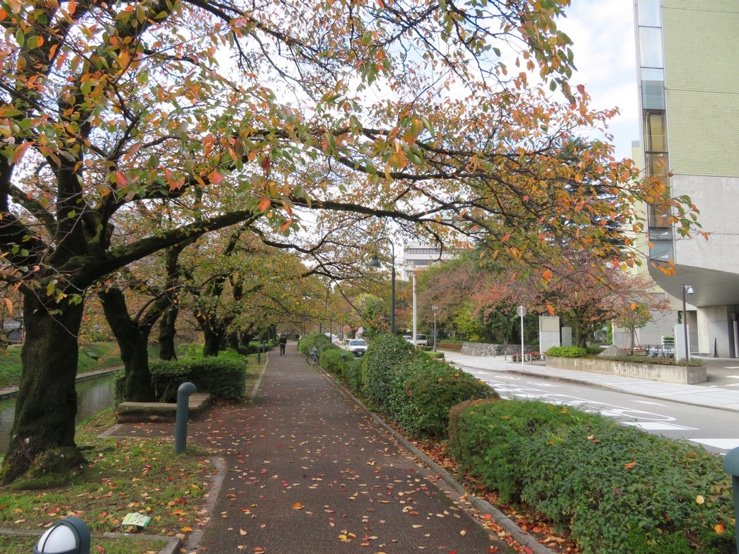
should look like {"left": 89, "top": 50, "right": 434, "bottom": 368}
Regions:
{"left": 117, "top": 392, "right": 212, "bottom": 423}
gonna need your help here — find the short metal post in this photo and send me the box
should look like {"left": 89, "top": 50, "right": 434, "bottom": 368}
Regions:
{"left": 175, "top": 382, "right": 197, "bottom": 454}
{"left": 723, "top": 447, "right": 739, "bottom": 552}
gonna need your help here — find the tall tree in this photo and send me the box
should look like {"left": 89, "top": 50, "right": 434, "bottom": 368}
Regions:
{"left": 0, "top": 0, "right": 699, "bottom": 482}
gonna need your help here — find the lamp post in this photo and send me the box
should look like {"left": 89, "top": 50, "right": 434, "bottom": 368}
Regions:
{"left": 406, "top": 265, "right": 417, "bottom": 346}
{"left": 432, "top": 305, "right": 439, "bottom": 352}
{"left": 368, "top": 238, "right": 396, "bottom": 334}
{"left": 682, "top": 284, "right": 694, "bottom": 363}
{"left": 516, "top": 305, "right": 527, "bottom": 370}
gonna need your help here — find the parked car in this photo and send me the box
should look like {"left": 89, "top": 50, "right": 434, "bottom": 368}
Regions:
{"left": 347, "top": 339, "right": 367, "bottom": 357}
{"left": 403, "top": 335, "right": 413, "bottom": 342}
{"left": 415, "top": 334, "right": 428, "bottom": 346}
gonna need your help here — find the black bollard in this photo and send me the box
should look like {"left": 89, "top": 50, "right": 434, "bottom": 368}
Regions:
{"left": 175, "top": 382, "right": 197, "bottom": 454}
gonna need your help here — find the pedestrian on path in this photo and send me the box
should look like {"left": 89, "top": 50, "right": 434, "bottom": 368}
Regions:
{"left": 278, "top": 334, "right": 286, "bottom": 355}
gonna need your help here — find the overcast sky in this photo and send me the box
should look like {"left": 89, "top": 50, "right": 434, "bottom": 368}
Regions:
{"left": 558, "top": 0, "right": 639, "bottom": 161}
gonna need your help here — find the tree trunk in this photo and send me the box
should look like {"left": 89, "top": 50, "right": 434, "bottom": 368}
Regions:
{"left": 158, "top": 305, "right": 179, "bottom": 360}
{"left": 99, "top": 289, "right": 157, "bottom": 402}
{"left": 227, "top": 330, "right": 240, "bottom": 351}
{"left": 2, "top": 295, "right": 84, "bottom": 483}
{"left": 202, "top": 325, "right": 222, "bottom": 357}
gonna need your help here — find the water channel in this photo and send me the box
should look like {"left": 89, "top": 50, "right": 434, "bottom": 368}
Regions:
{"left": 0, "top": 373, "right": 117, "bottom": 457}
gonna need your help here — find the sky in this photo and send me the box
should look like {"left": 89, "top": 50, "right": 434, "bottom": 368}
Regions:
{"left": 557, "top": 0, "right": 640, "bottom": 161}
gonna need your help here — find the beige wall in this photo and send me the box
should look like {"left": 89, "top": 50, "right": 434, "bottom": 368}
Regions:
{"left": 662, "top": 1, "right": 739, "bottom": 178}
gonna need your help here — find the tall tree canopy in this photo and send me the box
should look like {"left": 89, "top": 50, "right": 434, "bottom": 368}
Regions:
{"left": 0, "top": 0, "right": 699, "bottom": 481}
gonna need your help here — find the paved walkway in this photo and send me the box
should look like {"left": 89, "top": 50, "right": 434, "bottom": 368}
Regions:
{"left": 180, "top": 343, "right": 535, "bottom": 553}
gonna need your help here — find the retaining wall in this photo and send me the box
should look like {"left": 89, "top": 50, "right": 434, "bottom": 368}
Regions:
{"left": 546, "top": 357, "right": 707, "bottom": 385}
{"left": 460, "top": 343, "right": 530, "bottom": 356}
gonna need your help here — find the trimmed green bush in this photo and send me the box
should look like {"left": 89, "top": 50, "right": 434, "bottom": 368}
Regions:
{"left": 449, "top": 399, "right": 599, "bottom": 502}
{"left": 545, "top": 346, "right": 589, "bottom": 358}
{"left": 150, "top": 351, "right": 246, "bottom": 402}
{"left": 390, "top": 357, "right": 497, "bottom": 439}
{"left": 341, "top": 358, "right": 364, "bottom": 395}
{"left": 363, "top": 334, "right": 420, "bottom": 412}
{"left": 317, "top": 348, "right": 364, "bottom": 395}
{"left": 319, "top": 348, "right": 346, "bottom": 373}
{"left": 297, "top": 333, "right": 333, "bottom": 356}
{"left": 449, "top": 398, "right": 735, "bottom": 553}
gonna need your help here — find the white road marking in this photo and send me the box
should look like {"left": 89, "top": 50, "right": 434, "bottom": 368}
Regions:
{"left": 623, "top": 422, "right": 697, "bottom": 431}
{"left": 690, "top": 438, "right": 739, "bottom": 450}
{"left": 633, "top": 400, "right": 669, "bottom": 407}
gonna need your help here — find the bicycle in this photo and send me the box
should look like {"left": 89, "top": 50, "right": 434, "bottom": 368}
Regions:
{"left": 306, "top": 349, "right": 319, "bottom": 366}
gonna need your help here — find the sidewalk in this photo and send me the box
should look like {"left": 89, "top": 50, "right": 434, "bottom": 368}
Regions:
{"left": 170, "top": 343, "right": 550, "bottom": 554}
{"left": 443, "top": 351, "right": 739, "bottom": 413}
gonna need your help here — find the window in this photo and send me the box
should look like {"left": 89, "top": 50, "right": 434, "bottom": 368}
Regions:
{"left": 638, "top": 0, "right": 661, "bottom": 27}
{"left": 643, "top": 111, "right": 667, "bottom": 153}
{"left": 639, "top": 27, "right": 664, "bottom": 68}
{"left": 641, "top": 69, "right": 665, "bottom": 110}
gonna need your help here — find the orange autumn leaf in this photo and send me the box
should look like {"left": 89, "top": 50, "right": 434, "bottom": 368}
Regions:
{"left": 258, "top": 198, "right": 271, "bottom": 212}
{"left": 292, "top": 502, "right": 303, "bottom": 510}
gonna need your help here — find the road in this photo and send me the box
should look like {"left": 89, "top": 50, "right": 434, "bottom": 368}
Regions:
{"left": 459, "top": 365, "right": 739, "bottom": 456}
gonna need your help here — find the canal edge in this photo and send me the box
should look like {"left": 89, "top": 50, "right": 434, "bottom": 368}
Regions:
{"left": 0, "top": 366, "right": 123, "bottom": 400}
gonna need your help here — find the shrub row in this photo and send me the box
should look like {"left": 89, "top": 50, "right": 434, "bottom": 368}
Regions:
{"left": 545, "top": 345, "right": 591, "bottom": 357}
{"left": 116, "top": 349, "right": 247, "bottom": 403}
{"left": 316, "top": 333, "right": 496, "bottom": 440}
{"left": 296, "top": 333, "right": 333, "bottom": 356}
{"left": 449, "top": 398, "right": 735, "bottom": 554}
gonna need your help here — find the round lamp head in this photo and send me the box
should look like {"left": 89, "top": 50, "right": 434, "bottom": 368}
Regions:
{"left": 35, "top": 516, "right": 90, "bottom": 554}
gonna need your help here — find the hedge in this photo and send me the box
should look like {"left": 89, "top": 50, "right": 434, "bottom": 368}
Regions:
{"left": 297, "top": 333, "right": 333, "bottom": 356}
{"left": 544, "top": 346, "right": 591, "bottom": 357}
{"left": 449, "top": 398, "right": 735, "bottom": 554}
{"left": 115, "top": 349, "right": 247, "bottom": 403}
{"left": 388, "top": 356, "right": 497, "bottom": 439}
{"left": 362, "top": 334, "right": 419, "bottom": 412}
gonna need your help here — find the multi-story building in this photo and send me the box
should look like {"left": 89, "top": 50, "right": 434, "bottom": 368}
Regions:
{"left": 634, "top": 0, "right": 739, "bottom": 357}
{"left": 401, "top": 241, "right": 457, "bottom": 279}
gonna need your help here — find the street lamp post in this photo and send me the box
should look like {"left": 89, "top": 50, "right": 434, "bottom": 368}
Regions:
{"left": 432, "top": 305, "right": 439, "bottom": 352}
{"left": 682, "top": 284, "right": 695, "bottom": 363}
{"left": 406, "top": 265, "right": 417, "bottom": 346}
{"left": 368, "top": 239, "right": 396, "bottom": 334}
{"left": 516, "top": 305, "right": 526, "bottom": 370}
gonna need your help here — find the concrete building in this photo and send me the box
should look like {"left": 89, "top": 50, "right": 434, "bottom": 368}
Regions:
{"left": 634, "top": 0, "right": 739, "bottom": 357}
{"left": 401, "top": 241, "right": 457, "bottom": 279}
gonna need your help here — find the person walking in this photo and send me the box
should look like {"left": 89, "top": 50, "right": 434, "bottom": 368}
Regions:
{"left": 279, "top": 334, "right": 287, "bottom": 355}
